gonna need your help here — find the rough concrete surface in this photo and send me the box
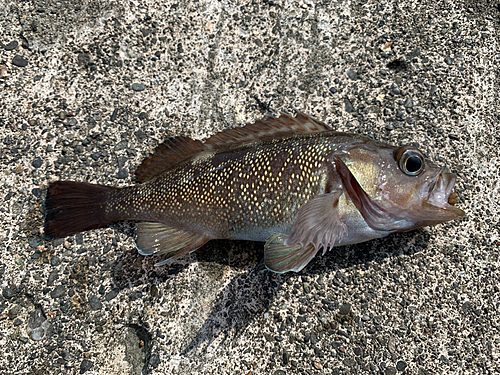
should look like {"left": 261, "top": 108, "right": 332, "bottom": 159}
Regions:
{"left": 0, "top": 0, "right": 499, "bottom": 374}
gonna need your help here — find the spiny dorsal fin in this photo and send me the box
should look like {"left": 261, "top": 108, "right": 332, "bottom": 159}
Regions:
{"left": 204, "top": 112, "right": 332, "bottom": 150}
{"left": 135, "top": 136, "right": 205, "bottom": 183}
{"left": 135, "top": 113, "right": 331, "bottom": 182}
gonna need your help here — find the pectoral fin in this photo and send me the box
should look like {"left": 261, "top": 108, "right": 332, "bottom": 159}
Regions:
{"left": 264, "top": 192, "right": 348, "bottom": 273}
{"left": 135, "top": 222, "right": 209, "bottom": 266}
{"left": 287, "top": 191, "right": 347, "bottom": 251}
{"left": 264, "top": 233, "right": 318, "bottom": 273}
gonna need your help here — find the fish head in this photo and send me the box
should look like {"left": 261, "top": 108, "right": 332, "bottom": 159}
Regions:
{"left": 334, "top": 143, "right": 465, "bottom": 232}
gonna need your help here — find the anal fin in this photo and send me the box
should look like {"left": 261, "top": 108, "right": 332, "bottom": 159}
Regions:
{"left": 135, "top": 222, "right": 209, "bottom": 266}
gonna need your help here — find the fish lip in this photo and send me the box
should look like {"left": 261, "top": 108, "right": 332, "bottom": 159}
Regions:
{"left": 425, "top": 168, "right": 465, "bottom": 219}
{"left": 426, "top": 168, "right": 454, "bottom": 207}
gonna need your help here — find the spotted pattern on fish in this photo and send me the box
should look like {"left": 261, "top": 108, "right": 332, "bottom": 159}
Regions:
{"left": 105, "top": 134, "right": 359, "bottom": 241}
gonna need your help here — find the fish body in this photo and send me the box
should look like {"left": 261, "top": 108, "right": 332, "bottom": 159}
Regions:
{"left": 108, "top": 133, "right": 373, "bottom": 242}
{"left": 44, "top": 113, "right": 464, "bottom": 273}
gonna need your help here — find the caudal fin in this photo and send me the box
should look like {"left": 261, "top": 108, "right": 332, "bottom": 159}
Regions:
{"left": 44, "top": 181, "right": 118, "bottom": 238}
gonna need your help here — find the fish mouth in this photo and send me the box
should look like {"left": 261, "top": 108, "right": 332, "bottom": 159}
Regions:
{"left": 424, "top": 168, "right": 465, "bottom": 221}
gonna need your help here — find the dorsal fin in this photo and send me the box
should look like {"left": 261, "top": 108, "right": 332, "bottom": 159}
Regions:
{"left": 135, "top": 136, "right": 205, "bottom": 183}
{"left": 135, "top": 113, "right": 331, "bottom": 183}
{"left": 204, "top": 112, "right": 332, "bottom": 150}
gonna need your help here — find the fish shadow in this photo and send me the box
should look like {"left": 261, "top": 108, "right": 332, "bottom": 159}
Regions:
{"left": 111, "top": 229, "right": 430, "bottom": 356}
{"left": 172, "top": 230, "right": 431, "bottom": 356}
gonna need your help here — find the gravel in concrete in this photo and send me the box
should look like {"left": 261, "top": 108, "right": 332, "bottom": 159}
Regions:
{"left": 0, "top": 0, "right": 498, "bottom": 374}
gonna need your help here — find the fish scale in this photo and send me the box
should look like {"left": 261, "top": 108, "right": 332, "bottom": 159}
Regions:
{"left": 43, "top": 113, "right": 464, "bottom": 273}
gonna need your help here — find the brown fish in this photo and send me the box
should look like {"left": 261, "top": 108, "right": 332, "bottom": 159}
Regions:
{"left": 44, "top": 113, "right": 464, "bottom": 273}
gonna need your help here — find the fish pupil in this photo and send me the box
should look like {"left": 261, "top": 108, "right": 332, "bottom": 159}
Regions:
{"left": 406, "top": 155, "right": 422, "bottom": 173}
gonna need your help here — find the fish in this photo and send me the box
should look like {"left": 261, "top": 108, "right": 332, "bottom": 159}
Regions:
{"left": 43, "top": 113, "right": 465, "bottom": 273}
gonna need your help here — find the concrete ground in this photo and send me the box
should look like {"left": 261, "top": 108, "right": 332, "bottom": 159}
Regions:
{"left": 1, "top": 0, "right": 499, "bottom": 374}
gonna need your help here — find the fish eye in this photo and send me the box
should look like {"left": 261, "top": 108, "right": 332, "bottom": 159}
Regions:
{"left": 396, "top": 147, "right": 425, "bottom": 176}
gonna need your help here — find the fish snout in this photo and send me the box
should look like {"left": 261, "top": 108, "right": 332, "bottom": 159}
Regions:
{"left": 426, "top": 169, "right": 465, "bottom": 220}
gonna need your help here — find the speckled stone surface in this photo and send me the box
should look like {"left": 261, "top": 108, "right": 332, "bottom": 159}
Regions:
{"left": 1, "top": 0, "right": 499, "bottom": 374}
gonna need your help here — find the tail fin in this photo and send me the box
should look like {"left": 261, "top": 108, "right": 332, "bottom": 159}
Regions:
{"left": 44, "top": 181, "right": 118, "bottom": 238}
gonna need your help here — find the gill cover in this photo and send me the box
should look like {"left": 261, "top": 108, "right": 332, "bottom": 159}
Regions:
{"left": 334, "top": 156, "right": 413, "bottom": 231}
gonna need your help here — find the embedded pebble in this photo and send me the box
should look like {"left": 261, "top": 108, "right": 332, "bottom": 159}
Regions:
{"left": 50, "top": 285, "right": 66, "bottom": 298}
{"left": 344, "top": 98, "right": 355, "bottom": 112}
{"left": 4, "top": 41, "right": 18, "bottom": 51}
{"left": 339, "top": 303, "right": 351, "bottom": 315}
{"left": 346, "top": 69, "right": 358, "bottom": 80}
{"left": 404, "top": 97, "right": 414, "bottom": 108}
{"left": 47, "top": 270, "right": 58, "bottom": 286}
{"left": 50, "top": 256, "right": 61, "bottom": 267}
{"left": 80, "top": 359, "right": 93, "bottom": 374}
{"left": 27, "top": 309, "right": 52, "bottom": 341}
{"left": 66, "top": 118, "right": 78, "bottom": 127}
{"left": 105, "top": 289, "right": 119, "bottom": 301}
{"left": 116, "top": 168, "right": 129, "bottom": 179}
{"left": 75, "top": 233, "right": 84, "bottom": 245}
{"left": 8, "top": 305, "right": 20, "bottom": 320}
{"left": 114, "top": 140, "right": 128, "bottom": 152}
{"left": 313, "top": 362, "right": 323, "bottom": 370}
{"left": 2, "top": 288, "right": 14, "bottom": 299}
{"left": 88, "top": 295, "right": 102, "bottom": 311}
{"left": 28, "top": 237, "right": 42, "bottom": 248}
{"left": 32, "top": 157, "right": 43, "bottom": 168}
{"left": 12, "top": 55, "right": 28, "bottom": 67}
{"left": 131, "top": 83, "right": 146, "bottom": 91}
{"left": 396, "top": 360, "right": 408, "bottom": 371}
